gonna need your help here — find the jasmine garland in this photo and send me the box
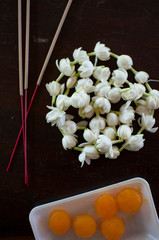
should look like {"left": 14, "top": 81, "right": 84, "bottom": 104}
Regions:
{"left": 46, "top": 42, "right": 159, "bottom": 167}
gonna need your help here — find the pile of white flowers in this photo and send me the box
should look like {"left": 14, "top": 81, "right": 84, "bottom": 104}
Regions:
{"left": 46, "top": 42, "right": 159, "bottom": 167}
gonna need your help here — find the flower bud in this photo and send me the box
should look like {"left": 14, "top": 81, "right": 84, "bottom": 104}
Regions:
{"left": 117, "top": 125, "right": 132, "bottom": 139}
{"left": 112, "top": 68, "right": 128, "bottom": 87}
{"left": 140, "top": 114, "right": 158, "bottom": 133}
{"left": 93, "top": 96, "right": 111, "bottom": 114}
{"left": 105, "top": 146, "right": 120, "bottom": 159}
{"left": 62, "top": 120, "right": 77, "bottom": 135}
{"left": 75, "top": 78, "right": 95, "bottom": 93}
{"left": 89, "top": 116, "right": 106, "bottom": 132}
{"left": 125, "top": 134, "right": 145, "bottom": 151}
{"left": 96, "top": 135, "right": 112, "bottom": 152}
{"left": 56, "top": 58, "right": 75, "bottom": 76}
{"left": 93, "top": 66, "right": 110, "bottom": 83}
{"left": 121, "top": 88, "right": 136, "bottom": 101}
{"left": 103, "top": 127, "right": 116, "bottom": 140}
{"left": 79, "top": 104, "right": 94, "bottom": 119}
{"left": 83, "top": 129, "right": 96, "bottom": 143}
{"left": 56, "top": 94, "right": 70, "bottom": 111}
{"left": 106, "top": 87, "right": 121, "bottom": 103}
{"left": 62, "top": 135, "right": 77, "bottom": 150}
{"left": 78, "top": 60, "right": 94, "bottom": 78}
{"left": 146, "top": 96, "right": 159, "bottom": 110}
{"left": 135, "top": 71, "right": 149, "bottom": 84}
{"left": 94, "top": 42, "right": 110, "bottom": 61}
{"left": 117, "top": 55, "right": 133, "bottom": 70}
{"left": 66, "top": 76, "right": 77, "bottom": 88}
{"left": 95, "top": 83, "right": 111, "bottom": 97}
{"left": 70, "top": 90, "right": 90, "bottom": 108}
{"left": 78, "top": 145, "right": 99, "bottom": 167}
{"left": 73, "top": 47, "right": 89, "bottom": 64}
{"left": 46, "top": 81, "right": 64, "bottom": 97}
{"left": 106, "top": 113, "right": 119, "bottom": 127}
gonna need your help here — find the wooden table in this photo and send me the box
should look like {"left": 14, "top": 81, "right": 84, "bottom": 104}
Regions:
{"left": 0, "top": 0, "right": 159, "bottom": 238}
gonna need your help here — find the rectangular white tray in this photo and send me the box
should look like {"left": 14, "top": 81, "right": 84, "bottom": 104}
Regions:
{"left": 29, "top": 177, "right": 159, "bottom": 240}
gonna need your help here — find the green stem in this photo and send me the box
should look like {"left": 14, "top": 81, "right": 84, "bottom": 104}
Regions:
{"left": 109, "top": 80, "right": 114, "bottom": 85}
{"left": 75, "top": 72, "right": 80, "bottom": 77}
{"left": 95, "top": 107, "right": 99, "bottom": 116}
{"left": 112, "top": 139, "right": 124, "bottom": 144}
{"left": 87, "top": 52, "right": 96, "bottom": 57}
{"left": 133, "top": 100, "right": 138, "bottom": 106}
{"left": 119, "top": 142, "right": 128, "bottom": 152}
{"left": 145, "top": 82, "right": 152, "bottom": 92}
{"left": 110, "top": 52, "right": 119, "bottom": 59}
{"left": 52, "top": 96, "right": 56, "bottom": 105}
{"left": 59, "top": 128, "right": 65, "bottom": 136}
{"left": 143, "top": 92, "right": 150, "bottom": 97}
{"left": 130, "top": 67, "right": 137, "bottom": 75}
{"left": 56, "top": 73, "right": 64, "bottom": 82}
{"left": 70, "top": 60, "right": 78, "bottom": 65}
{"left": 137, "top": 127, "right": 144, "bottom": 135}
{"left": 111, "top": 110, "right": 120, "bottom": 115}
{"left": 77, "top": 126, "right": 87, "bottom": 130}
{"left": 64, "top": 88, "right": 70, "bottom": 96}
{"left": 74, "top": 147, "right": 83, "bottom": 152}
{"left": 120, "top": 87, "right": 131, "bottom": 93}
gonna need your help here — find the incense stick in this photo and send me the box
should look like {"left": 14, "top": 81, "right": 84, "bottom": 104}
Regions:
{"left": 18, "top": 0, "right": 25, "bottom": 162}
{"left": 24, "top": 0, "right": 30, "bottom": 185}
{"left": 7, "top": 0, "right": 73, "bottom": 172}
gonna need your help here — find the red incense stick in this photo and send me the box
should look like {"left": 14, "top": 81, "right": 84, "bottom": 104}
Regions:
{"left": 18, "top": 0, "right": 26, "bottom": 163}
{"left": 24, "top": 0, "right": 30, "bottom": 185}
{"left": 7, "top": 0, "right": 73, "bottom": 172}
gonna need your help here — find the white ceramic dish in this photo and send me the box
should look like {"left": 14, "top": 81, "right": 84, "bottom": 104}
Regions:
{"left": 29, "top": 177, "right": 159, "bottom": 240}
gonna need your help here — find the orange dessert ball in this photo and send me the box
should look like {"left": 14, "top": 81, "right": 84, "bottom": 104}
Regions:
{"left": 73, "top": 215, "right": 97, "bottom": 238}
{"left": 116, "top": 188, "right": 143, "bottom": 213}
{"left": 48, "top": 209, "right": 71, "bottom": 235}
{"left": 101, "top": 216, "right": 125, "bottom": 240}
{"left": 95, "top": 193, "right": 118, "bottom": 219}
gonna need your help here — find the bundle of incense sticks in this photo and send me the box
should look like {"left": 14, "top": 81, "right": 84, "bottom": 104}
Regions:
{"left": 7, "top": 0, "right": 73, "bottom": 185}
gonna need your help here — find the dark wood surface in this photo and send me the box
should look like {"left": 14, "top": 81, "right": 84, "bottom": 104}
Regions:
{"left": 0, "top": 0, "right": 159, "bottom": 238}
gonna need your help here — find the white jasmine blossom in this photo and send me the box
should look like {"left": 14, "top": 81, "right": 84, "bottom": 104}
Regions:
{"left": 73, "top": 47, "right": 89, "bottom": 64}
{"left": 96, "top": 135, "right": 112, "bottom": 153}
{"left": 46, "top": 81, "right": 64, "bottom": 97}
{"left": 119, "top": 102, "right": 135, "bottom": 125}
{"left": 95, "top": 82, "right": 111, "bottom": 97}
{"left": 78, "top": 60, "right": 94, "bottom": 78}
{"left": 93, "top": 66, "right": 110, "bottom": 83}
{"left": 105, "top": 146, "right": 120, "bottom": 159}
{"left": 79, "top": 145, "right": 99, "bottom": 167}
{"left": 117, "top": 125, "right": 132, "bottom": 139}
{"left": 135, "top": 71, "right": 149, "bottom": 84}
{"left": 103, "top": 127, "right": 116, "bottom": 140}
{"left": 136, "top": 100, "right": 151, "bottom": 115}
{"left": 117, "top": 55, "right": 133, "bottom": 70}
{"left": 75, "top": 78, "right": 95, "bottom": 93}
{"left": 93, "top": 96, "right": 111, "bottom": 114}
{"left": 79, "top": 104, "right": 95, "bottom": 119}
{"left": 106, "top": 87, "right": 121, "bottom": 103}
{"left": 150, "top": 89, "right": 159, "bottom": 99}
{"left": 121, "top": 88, "right": 136, "bottom": 101}
{"left": 94, "top": 42, "right": 110, "bottom": 61}
{"left": 62, "top": 135, "right": 77, "bottom": 150}
{"left": 83, "top": 129, "right": 96, "bottom": 143}
{"left": 106, "top": 112, "right": 119, "bottom": 127}
{"left": 89, "top": 116, "right": 106, "bottom": 133}
{"left": 125, "top": 134, "right": 145, "bottom": 151}
{"left": 112, "top": 68, "right": 128, "bottom": 87}
{"left": 146, "top": 95, "right": 159, "bottom": 110}
{"left": 56, "top": 94, "right": 70, "bottom": 111}
{"left": 46, "top": 106, "right": 66, "bottom": 128}
{"left": 56, "top": 58, "right": 75, "bottom": 76}
{"left": 70, "top": 90, "right": 90, "bottom": 108}
{"left": 139, "top": 114, "right": 158, "bottom": 133}
{"left": 66, "top": 75, "right": 77, "bottom": 88}
{"left": 62, "top": 120, "right": 77, "bottom": 135}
